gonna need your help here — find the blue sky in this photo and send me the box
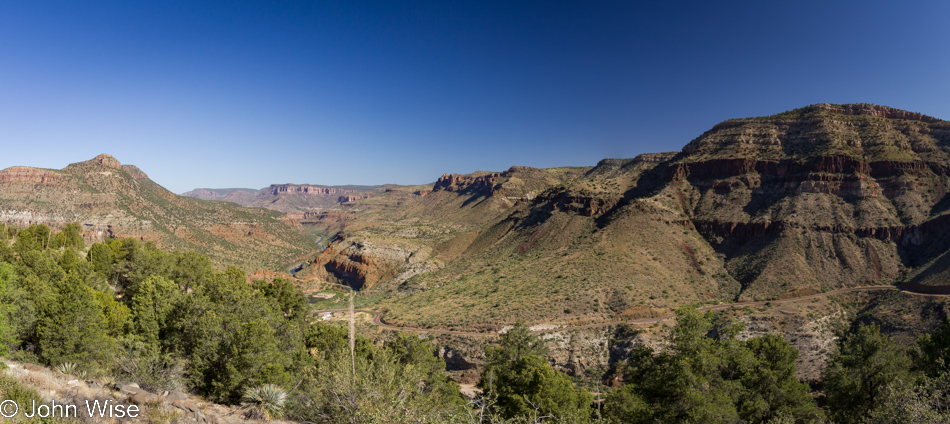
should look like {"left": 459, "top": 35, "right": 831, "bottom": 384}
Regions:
{"left": 1, "top": 1, "right": 949, "bottom": 193}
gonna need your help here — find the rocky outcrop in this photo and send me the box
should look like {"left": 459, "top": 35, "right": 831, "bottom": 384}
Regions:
{"left": 437, "top": 346, "right": 479, "bottom": 371}
{"left": 0, "top": 166, "right": 65, "bottom": 183}
{"left": 815, "top": 103, "right": 940, "bottom": 123}
{"left": 433, "top": 166, "right": 551, "bottom": 199}
{"left": 433, "top": 172, "right": 503, "bottom": 193}
{"left": 535, "top": 189, "right": 621, "bottom": 216}
{"left": 269, "top": 184, "right": 362, "bottom": 196}
{"left": 694, "top": 213, "right": 950, "bottom": 249}
{"left": 91, "top": 153, "right": 122, "bottom": 169}
{"left": 309, "top": 245, "right": 400, "bottom": 290}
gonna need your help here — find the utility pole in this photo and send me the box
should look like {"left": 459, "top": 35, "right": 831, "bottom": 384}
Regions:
{"left": 349, "top": 289, "right": 356, "bottom": 378}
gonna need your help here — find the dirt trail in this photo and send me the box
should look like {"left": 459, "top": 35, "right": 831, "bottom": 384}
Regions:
{"left": 312, "top": 284, "right": 941, "bottom": 337}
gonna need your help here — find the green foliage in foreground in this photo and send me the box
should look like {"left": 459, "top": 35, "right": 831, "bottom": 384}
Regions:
{"left": 480, "top": 321, "right": 593, "bottom": 422}
{"left": 821, "top": 323, "right": 911, "bottom": 424}
{"left": 603, "top": 307, "right": 822, "bottom": 424}
{"left": 290, "top": 324, "right": 465, "bottom": 423}
{"left": 0, "top": 224, "right": 474, "bottom": 422}
{"left": 10, "top": 224, "right": 950, "bottom": 424}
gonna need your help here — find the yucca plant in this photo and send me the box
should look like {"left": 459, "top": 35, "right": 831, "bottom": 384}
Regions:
{"left": 242, "top": 384, "right": 288, "bottom": 421}
{"left": 56, "top": 362, "right": 86, "bottom": 379}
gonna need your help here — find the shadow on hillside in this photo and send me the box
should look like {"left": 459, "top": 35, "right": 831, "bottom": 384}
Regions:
{"left": 594, "top": 156, "right": 680, "bottom": 229}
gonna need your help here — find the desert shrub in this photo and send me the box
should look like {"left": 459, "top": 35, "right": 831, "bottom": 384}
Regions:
{"left": 242, "top": 384, "right": 288, "bottom": 421}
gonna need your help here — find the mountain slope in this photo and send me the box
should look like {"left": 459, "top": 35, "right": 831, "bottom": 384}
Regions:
{"left": 295, "top": 104, "right": 950, "bottom": 329}
{"left": 0, "top": 154, "right": 313, "bottom": 270}
{"left": 666, "top": 103, "right": 950, "bottom": 297}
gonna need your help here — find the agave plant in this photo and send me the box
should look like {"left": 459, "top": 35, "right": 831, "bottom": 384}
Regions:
{"left": 55, "top": 362, "right": 86, "bottom": 378}
{"left": 242, "top": 384, "right": 288, "bottom": 421}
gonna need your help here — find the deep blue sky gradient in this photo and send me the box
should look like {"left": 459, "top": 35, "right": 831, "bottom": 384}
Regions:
{"left": 1, "top": 1, "right": 949, "bottom": 193}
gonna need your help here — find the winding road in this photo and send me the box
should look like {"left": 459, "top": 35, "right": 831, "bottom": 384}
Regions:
{"left": 312, "top": 284, "right": 940, "bottom": 337}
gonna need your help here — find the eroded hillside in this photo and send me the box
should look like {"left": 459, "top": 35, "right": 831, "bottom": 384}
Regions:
{"left": 0, "top": 154, "right": 313, "bottom": 270}
{"left": 295, "top": 104, "right": 950, "bottom": 330}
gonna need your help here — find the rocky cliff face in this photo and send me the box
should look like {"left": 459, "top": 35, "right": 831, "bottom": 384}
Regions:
{"left": 433, "top": 172, "right": 503, "bottom": 193}
{"left": 660, "top": 104, "right": 950, "bottom": 298}
{"left": 269, "top": 184, "right": 358, "bottom": 196}
{"left": 0, "top": 167, "right": 65, "bottom": 183}
{"left": 433, "top": 166, "right": 562, "bottom": 200}
{"left": 91, "top": 153, "right": 122, "bottom": 169}
{"left": 303, "top": 238, "right": 406, "bottom": 290}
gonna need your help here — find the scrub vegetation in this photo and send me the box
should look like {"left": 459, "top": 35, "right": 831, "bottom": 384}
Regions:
{"left": 2, "top": 224, "right": 950, "bottom": 423}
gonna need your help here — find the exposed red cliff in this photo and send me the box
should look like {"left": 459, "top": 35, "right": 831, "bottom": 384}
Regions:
{"left": 91, "top": 153, "right": 122, "bottom": 169}
{"left": 433, "top": 166, "right": 544, "bottom": 195}
{"left": 307, "top": 245, "right": 398, "bottom": 290}
{"left": 270, "top": 184, "right": 363, "bottom": 196}
{"left": 0, "top": 167, "right": 65, "bottom": 183}
{"left": 433, "top": 172, "right": 502, "bottom": 193}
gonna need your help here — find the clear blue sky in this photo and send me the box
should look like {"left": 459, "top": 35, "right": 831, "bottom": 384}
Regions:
{"left": 1, "top": 1, "right": 949, "bottom": 193}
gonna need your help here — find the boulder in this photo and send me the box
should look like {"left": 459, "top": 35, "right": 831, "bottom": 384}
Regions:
{"left": 114, "top": 381, "right": 142, "bottom": 395}
{"left": 129, "top": 391, "right": 159, "bottom": 406}
{"left": 23, "top": 363, "right": 44, "bottom": 372}
{"left": 164, "top": 390, "right": 188, "bottom": 403}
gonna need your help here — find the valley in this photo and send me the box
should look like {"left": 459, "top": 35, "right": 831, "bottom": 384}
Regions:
{"left": 5, "top": 103, "right": 950, "bottom": 422}
{"left": 168, "top": 103, "right": 950, "bottom": 397}
{"left": 260, "top": 104, "right": 950, "bottom": 336}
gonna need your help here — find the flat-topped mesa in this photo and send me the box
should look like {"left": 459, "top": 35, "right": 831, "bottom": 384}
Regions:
{"left": 269, "top": 184, "right": 360, "bottom": 196}
{"left": 433, "top": 166, "right": 541, "bottom": 193}
{"left": 433, "top": 172, "right": 501, "bottom": 193}
{"left": 812, "top": 103, "right": 941, "bottom": 123}
{"left": 0, "top": 166, "right": 65, "bottom": 183}
{"left": 680, "top": 103, "right": 950, "bottom": 164}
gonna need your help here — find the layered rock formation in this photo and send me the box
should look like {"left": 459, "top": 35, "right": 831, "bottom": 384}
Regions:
{"left": 0, "top": 154, "right": 313, "bottom": 271}
{"left": 662, "top": 103, "right": 950, "bottom": 297}
{"left": 0, "top": 167, "right": 65, "bottom": 183}
{"left": 296, "top": 104, "right": 950, "bottom": 330}
{"left": 184, "top": 184, "right": 384, "bottom": 213}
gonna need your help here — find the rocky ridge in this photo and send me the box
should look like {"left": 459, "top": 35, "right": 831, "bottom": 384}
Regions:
{"left": 0, "top": 154, "right": 313, "bottom": 271}
{"left": 288, "top": 105, "right": 950, "bottom": 333}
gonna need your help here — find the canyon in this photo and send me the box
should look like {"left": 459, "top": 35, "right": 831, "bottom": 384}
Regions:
{"left": 280, "top": 104, "right": 950, "bottom": 332}
{"left": 6, "top": 103, "right": 950, "bottom": 382}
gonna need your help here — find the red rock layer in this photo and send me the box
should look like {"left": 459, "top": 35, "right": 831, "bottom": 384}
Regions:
{"left": 269, "top": 184, "right": 362, "bottom": 196}
{"left": 0, "top": 167, "right": 65, "bottom": 183}
{"left": 694, "top": 213, "right": 950, "bottom": 248}
{"left": 92, "top": 154, "right": 122, "bottom": 169}
{"left": 308, "top": 245, "right": 397, "bottom": 290}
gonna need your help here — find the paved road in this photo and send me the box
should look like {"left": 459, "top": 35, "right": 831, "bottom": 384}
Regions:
{"left": 312, "top": 284, "right": 932, "bottom": 337}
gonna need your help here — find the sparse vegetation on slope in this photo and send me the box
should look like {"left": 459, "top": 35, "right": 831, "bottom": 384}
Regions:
{"left": 0, "top": 154, "right": 314, "bottom": 271}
